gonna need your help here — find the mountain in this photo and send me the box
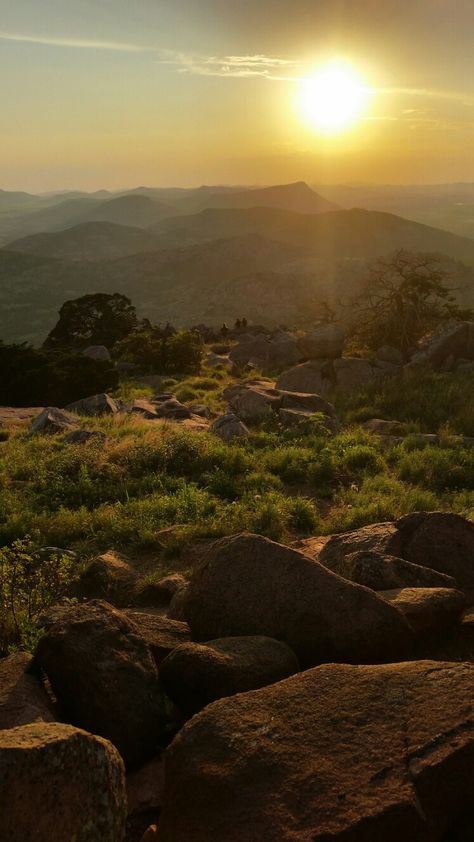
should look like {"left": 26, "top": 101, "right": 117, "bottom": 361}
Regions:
{"left": 317, "top": 183, "right": 474, "bottom": 240}
{"left": 5, "top": 222, "right": 157, "bottom": 262}
{"left": 0, "top": 194, "right": 173, "bottom": 246}
{"left": 172, "top": 181, "right": 339, "bottom": 215}
{"left": 153, "top": 206, "right": 474, "bottom": 264}
{"left": 2, "top": 203, "right": 474, "bottom": 345}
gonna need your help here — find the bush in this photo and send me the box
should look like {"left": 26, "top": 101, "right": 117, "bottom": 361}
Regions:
{"left": 0, "top": 343, "right": 118, "bottom": 406}
{"left": 0, "top": 538, "right": 75, "bottom": 653}
{"left": 115, "top": 329, "right": 203, "bottom": 375}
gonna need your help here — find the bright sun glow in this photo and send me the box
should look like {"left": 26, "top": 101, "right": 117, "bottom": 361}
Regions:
{"left": 298, "top": 63, "right": 368, "bottom": 134}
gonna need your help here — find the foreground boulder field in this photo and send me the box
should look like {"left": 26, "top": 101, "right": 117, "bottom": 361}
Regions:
{"left": 0, "top": 723, "right": 126, "bottom": 841}
{"left": 158, "top": 661, "right": 474, "bottom": 842}
{"left": 0, "top": 512, "right": 474, "bottom": 840}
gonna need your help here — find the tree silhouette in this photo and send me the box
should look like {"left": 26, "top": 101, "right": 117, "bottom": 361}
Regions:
{"left": 44, "top": 293, "right": 137, "bottom": 350}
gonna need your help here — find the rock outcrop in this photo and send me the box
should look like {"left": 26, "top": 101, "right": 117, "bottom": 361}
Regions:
{"left": 0, "top": 722, "right": 126, "bottom": 841}
{"left": 159, "top": 636, "right": 299, "bottom": 716}
{"left": 320, "top": 549, "right": 457, "bottom": 591}
{"left": 158, "top": 660, "right": 474, "bottom": 842}
{"left": 378, "top": 587, "right": 466, "bottom": 636}
{"left": 183, "top": 533, "right": 413, "bottom": 666}
{"left": 35, "top": 600, "right": 167, "bottom": 764}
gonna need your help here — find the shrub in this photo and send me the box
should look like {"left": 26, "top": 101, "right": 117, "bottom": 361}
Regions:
{"left": 0, "top": 538, "right": 75, "bottom": 653}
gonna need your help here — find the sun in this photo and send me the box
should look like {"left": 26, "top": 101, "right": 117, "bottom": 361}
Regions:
{"left": 298, "top": 62, "right": 368, "bottom": 134}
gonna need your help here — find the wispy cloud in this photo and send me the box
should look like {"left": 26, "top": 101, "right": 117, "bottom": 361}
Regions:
{"left": 0, "top": 31, "right": 145, "bottom": 52}
{"left": 156, "top": 50, "right": 300, "bottom": 79}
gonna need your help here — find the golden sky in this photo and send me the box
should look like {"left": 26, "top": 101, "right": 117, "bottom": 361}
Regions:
{"left": 1, "top": 0, "right": 473, "bottom": 191}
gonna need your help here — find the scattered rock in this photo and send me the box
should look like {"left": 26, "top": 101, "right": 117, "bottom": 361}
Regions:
{"left": 205, "top": 351, "right": 233, "bottom": 369}
{"left": 159, "top": 636, "right": 299, "bottom": 716}
{"left": 296, "top": 323, "right": 345, "bottom": 359}
{"left": 135, "top": 573, "right": 188, "bottom": 607}
{"left": 167, "top": 585, "right": 190, "bottom": 620}
{"left": 362, "top": 418, "right": 404, "bottom": 434}
{"left": 64, "top": 429, "right": 107, "bottom": 445}
{"left": 78, "top": 551, "right": 137, "bottom": 605}
{"left": 35, "top": 600, "right": 167, "bottom": 765}
{"left": 158, "top": 660, "right": 474, "bottom": 842}
{"left": 122, "top": 399, "right": 161, "bottom": 419}
{"left": 188, "top": 403, "right": 211, "bottom": 418}
{"left": 224, "top": 380, "right": 280, "bottom": 419}
{"left": 376, "top": 345, "right": 404, "bottom": 365}
{"left": 210, "top": 413, "right": 249, "bottom": 441}
{"left": 276, "top": 359, "right": 333, "bottom": 396}
{"left": 126, "top": 755, "right": 164, "bottom": 818}
{"left": 125, "top": 611, "right": 191, "bottom": 666}
{"left": 0, "top": 722, "right": 126, "bottom": 842}
{"left": 0, "top": 653, "right": 55, "bottom": 730}
{"left": 30, "top": 407, "right": 80, "bottom": 435}
{"left": 410, "top": 320, "right": 474, "bottom": 370}
{"left": 67, "top": 393, "right": 119, "bottom": 416}
{"left": 83, "top": 345, "right": 111, "bottom": 361}
{"left": 184, "top": 533, "right": 413, "bottom": 667}
{"left": 321, "top": 549, "right": 458, "bottom": 591}
{"left": 378, "top": 587, "right": 466, "bottom": 636}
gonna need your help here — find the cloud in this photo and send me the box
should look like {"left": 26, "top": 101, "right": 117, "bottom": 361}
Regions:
{"left": 156, "top": 51, "right": 300, "bottom": 79}
{"left": 0, "top": 31, "right": 145, "bottom": 52}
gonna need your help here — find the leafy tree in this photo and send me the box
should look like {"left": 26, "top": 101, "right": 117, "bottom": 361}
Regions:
{"left": 115, "top": 328, "right": 203, "bottom": 375}
{"left": 44, "top": 292, "right": 137, "bottom": 350}
{"left": 0, "top": 343, "right": 118, "bottom": 406}
{"left": 346, "top": 250, "right": 472, "bottom": 356}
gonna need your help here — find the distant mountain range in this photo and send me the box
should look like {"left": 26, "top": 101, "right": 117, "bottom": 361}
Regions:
{"left": 2, "top": 197, "right": 474, "bottom": 344}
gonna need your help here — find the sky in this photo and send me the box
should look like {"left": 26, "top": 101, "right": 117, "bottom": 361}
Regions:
{"left": 1, "top": 0, "right": 473, "bottom": 191}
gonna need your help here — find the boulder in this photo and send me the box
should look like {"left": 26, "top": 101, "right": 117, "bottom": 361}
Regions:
{"left": 30, "top": 407, "right": 80, "bottom": 435}
{"left": 224, "top": 382, "right": 280, "bottom": 420}
{"left": 0, "top": 653, "right": 55, "bottom": 730}
{"left": 184, "top": 533, "right": 413, "bottom": 667}
{"left": 159, "top": 636, "right": 299, "bottom": 716}
{"left": 322, "top": 549, "right": 458, "bottom": 591}
{"left": 64, "top": 429, "right": 107, "bottom": 445}
{"left": 126, "top": 755, "right": 164, "bottom": 818}
{"left": 122, "top": 399, "right": 161, "bottom": 419}
{"left": 411, "top": 320, "right": 474, "bottom": 369}
{"left": 276, "top": 359, "right": 333, "bottom": 396}
{"left": 379, "top": 587, "right": 466, "bottom": 636}
{"left": 78, "top": 551, "right": 137, "bottom": 605}
{"left": 297, "top": 323, "right": 344, "bottom": 359}
{"left": 0, "top": 722, "right": 126, "bottom": 842}
{"left": 125, "top": 611, "right": 191, "bottom": 666}
{"left": 376, "top": 345, "right": 404, "bottom": 365}
{"left": 362, "top": 418, "right": 404, "bottom": 435}
{"left": 83, "top": 344, "right": 111, "bottom": 361}
{"left": 278, "top": 389, "right": 339, "bottom": 432}
{"left": 135, "top": 573, "right": 188, "bottom": 607}
{"left": 210, "top": 413, "right": 249, "bottom": 441}
{"left": 319, "top": 512, "right": 474, "bottom": 597}
{"left": 205, "top": 351, "right": 233, "bottom": 369}
{"left": 414, "top": 608, "right": 474, "bottom": 663}
{"left": 333, "top": 357, "right": 380, "bottom": 393}
{"left": 67, "top": 393, "right": 119, "bottom": 416}
{"left": 158, "top": 660, "right": 474, "bottom": 842}
{"left": 35, "top": 600, "right": 167, "bottom": 765}
{"left": 228, "top": 337, "right": 270, "bottom": 367}
{"left": 167, "top": 585, "right": 190, "bottom": 620}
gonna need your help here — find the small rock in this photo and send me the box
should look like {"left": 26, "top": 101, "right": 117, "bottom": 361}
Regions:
{"left": 67, "top": 393, "right": 119, "bottom": 416}
{"left": 210, "top": 413, "right": 249, "bottom": 441}
{"left": 30, "top": 407, "right": 80, "bottom": 435}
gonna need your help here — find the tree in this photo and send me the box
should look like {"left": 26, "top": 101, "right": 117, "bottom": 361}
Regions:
{"left": 0, "top": 343, "right": 118, "bottom": 406}
{"left": 346, "top": 250, "right": 472, "bottom": 356}
{"left": 115, "top": 328, "right": 203, "bottom": 375}
{"left": 43, "top": 293, "right": 137, "bottom": 350}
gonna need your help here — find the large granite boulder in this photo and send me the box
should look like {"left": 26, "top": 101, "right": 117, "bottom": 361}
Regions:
{"left": 378, "top": 587, "right": 466, "bottom": 636}
{"left": 124, "top": 610, "right": 191, "bottom": 666}
{"left": 276, "top": 360, "right": 333, "bottom": 396}
{"left": 224, "top": 381, "right": 280, "bottom": 420}
{"left": 35, "top": 600, "right": 168, "bottom": 764}
{"left": 0, "top": 652, "right": 55, "bottom": 730}
{"left": 0, "top": 722, "right": 126, "bottom": 841}
{"left": 77, "top": 551, "right": 137, "bottom": 605}
{"left": 319, "top": 512, "right": 474, "bottom": 598}
{"left": 183, "top": 533, "right": 413, "bottom": 666}
{"left": 159, "top": 636, "right": 299, "bottom": 716}
{"left": 158, "top": 660, "right": 474, "bottom": 842}
{"left": 321, "top": 549, "right": 457, "bottom": 591}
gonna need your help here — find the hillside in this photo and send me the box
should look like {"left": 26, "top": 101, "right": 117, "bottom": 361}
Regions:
{"left": 154, "top": 205, "right": 474, "bottom": 263}
{"left": 5, "top": 222, "right": 157, "bottom": 261}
